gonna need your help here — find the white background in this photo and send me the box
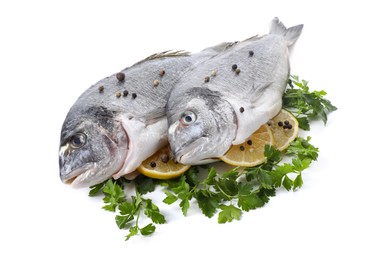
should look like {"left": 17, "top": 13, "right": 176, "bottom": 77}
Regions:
{"left": 1, "top": 0, "right": 374, "bottom": 259}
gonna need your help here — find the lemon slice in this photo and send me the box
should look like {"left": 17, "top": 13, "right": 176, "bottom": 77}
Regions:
{"left": 220, "top": 124, "right": 274, "bottom": 167}
{"left": 268, "top": 109, "right": 299, "bottom": 151}
{"left": 137, "top": 146, "right": 191, "bottom": 179}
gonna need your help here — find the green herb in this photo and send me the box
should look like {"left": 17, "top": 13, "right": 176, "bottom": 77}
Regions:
{"left": 218, "top": 204, "right": 242, "bottom": 223}
{"left": 89, "top": 177, "right": 165, "bottom": 240}
{"left": 102, "top": 179, "right": 126, "bottom": 212}
{"left": 117, "top": 190, "right": 166, "bottom": 241}
{"left": 283, "top": 75, "right": 337, "bottom": 130}
{"left": 88, "top": 75, "right": 336, "bottom": 240}
{"left": 160, "top": 138, "right": 318, "bottom": 223}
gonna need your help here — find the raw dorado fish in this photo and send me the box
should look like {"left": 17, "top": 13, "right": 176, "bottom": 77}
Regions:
{"left": 167, "top": 17, "right": 303, "bottom": 165}
{"left": 59, "top": 45, "right": 230, "bottom": 187}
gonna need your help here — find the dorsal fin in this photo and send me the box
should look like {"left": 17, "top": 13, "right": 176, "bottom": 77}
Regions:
{"left": 201, "top": 42, "right": 239, "bottom": 54}
{"left": 243, "top": 34, "right": 265, "bottom": 42}
{"left": 133, "top": 50, "right": 191, "bottom": 66}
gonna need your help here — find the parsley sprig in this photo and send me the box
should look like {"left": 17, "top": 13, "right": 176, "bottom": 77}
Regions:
{"left": 88, "top": 75, "right": 335, "bottom": 240}
{"left": 89, "top": 177, "right": 164, "bottom": 240}
{"left": 161, "top": 136, "right": 318, "bottom": 223}
{"left": 283, "top": 75, "right": 337, "bottom": 130}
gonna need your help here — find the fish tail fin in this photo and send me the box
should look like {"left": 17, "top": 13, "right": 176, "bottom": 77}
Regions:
{"left": 270, "top": 17, "right": 304, "bottom": 46}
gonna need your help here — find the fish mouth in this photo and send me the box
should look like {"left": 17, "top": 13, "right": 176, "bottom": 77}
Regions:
{"left": 173, "top": 140, "right": 218, "bottom": 165}
{"left": 179, "top": 152, "right": 218, "bottom": 165}
{"left": 60, "top": 162, "right": 96, "bottom": 187}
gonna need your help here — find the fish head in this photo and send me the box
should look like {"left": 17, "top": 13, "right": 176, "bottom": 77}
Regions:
{"left": 167, "top": 88, "right": 237, "bottom": 165}
{"left": 59, "top": 106, "right": 127, "bottom": 187}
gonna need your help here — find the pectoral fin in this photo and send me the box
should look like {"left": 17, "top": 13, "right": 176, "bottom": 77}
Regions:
{"left": 249, "top": 81, "right": 273, "bottom": 103}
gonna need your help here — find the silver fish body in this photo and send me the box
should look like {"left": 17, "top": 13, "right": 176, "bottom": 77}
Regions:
{"left": 59, "top": 46, "right": 229, "bottom": 187}
{"left": 167, "top": 18, "right": 303, "bottom": 165}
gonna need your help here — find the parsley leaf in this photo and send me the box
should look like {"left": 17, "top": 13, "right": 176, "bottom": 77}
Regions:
{"left": 180, "top": 199, "right": 190, "bottom": 217}
{"left": 237, "top": 183, "right": 265, "bottom": 211}
{"left": 143, "top": 199, "right": 166, "bottom": 224}
{"left": 264, "top": 144, "right": 283, "bottom": 164}
{"left": 293, "top": 174, "right": 303, "bottom": 191}
{"left": 168, "top": 175, "right": 193, "bottom": 216}
{"left": 195, "top": 190, "right": 220, "bottom": 218}
{"left": 135, "top": 175, "right": 155, "bottom": 195}
{"left": 89, "top": 181, "right": 105, "bottom": 196}
{"left": 257, "top": 168, "right": 274, "bottom": 189}
{"left": 185, "top": 166, "right": 200, "bottom": 186}
{"left": 215, "top": 175, "right": 239, "bottom": 199}
{"left": 218, "top": 205, "right": 242, "bottom": 224}
{"left": 140, "top": 223, "right": 156, "bottom": 236}
{"left": 286, "top": 137, "right": 319, "bottom": 161}
{"left": 282, "top": 175, "right": 293, "bottom": 191}
{"left": 115, "top": 214, "right": 134, "bottom": 229}
{"left": 102, "top": 179, "right": 125, "bottom": 212}
{"left": 162, "top": 190, "right": 178, "bottom": 205}
{"left": 125, "top": 226, "right": 138, "bottom": 241}
{"left": 203, "top": 167, "right": 217, "bottom": 185}
{"left": 115, "top": 201, "right": 135, "bottom": 229}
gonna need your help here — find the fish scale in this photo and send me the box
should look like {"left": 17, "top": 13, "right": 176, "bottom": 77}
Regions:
{"left": 73, "top": 56, "right": 190, "bottom": 119}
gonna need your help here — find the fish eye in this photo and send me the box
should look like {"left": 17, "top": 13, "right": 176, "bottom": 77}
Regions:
{"left": 180, "top": 111, "right": 197, "bottom": 125}
{"left": 69, "top": 133, "right": 87, "bottom": 148}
